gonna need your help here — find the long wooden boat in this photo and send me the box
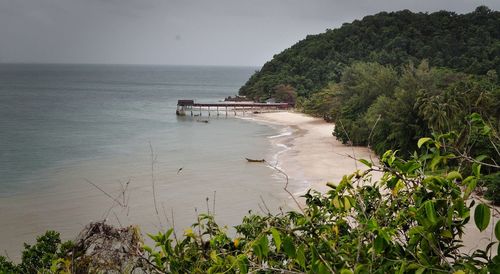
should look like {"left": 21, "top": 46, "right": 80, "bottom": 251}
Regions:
{"left": 245, "top": 158, "right": 265, "bottom": 163}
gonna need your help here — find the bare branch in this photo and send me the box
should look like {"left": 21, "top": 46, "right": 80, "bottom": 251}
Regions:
{"left": 337, "top": 119, "right": 358, "bottom": 170}
{"left": 85, "top": 179, "right": 124, "bottom": 207}
{"left": 149, "top": 141, "right": 160, "bottom": 216}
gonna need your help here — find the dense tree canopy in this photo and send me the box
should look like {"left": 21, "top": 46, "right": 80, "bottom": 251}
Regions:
{"left": 239, "top": 6, "right": 500, "bottom": 102}
{"left": 240, "top": 6, "right": 500, "bottom": 203}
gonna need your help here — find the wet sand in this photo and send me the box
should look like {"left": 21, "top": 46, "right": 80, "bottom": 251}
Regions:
{"left": 251, "top": 111, "right": 378, "bottom": 195}
{"left": 250, "top": 111, "right": 497, "bottom": 256}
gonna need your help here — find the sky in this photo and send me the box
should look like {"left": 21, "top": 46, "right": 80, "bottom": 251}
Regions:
{"left": 0, "top": 0, "right": 499, "bottom": 66}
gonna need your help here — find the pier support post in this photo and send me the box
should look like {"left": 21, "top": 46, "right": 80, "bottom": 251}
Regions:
{"left": 217, "top": 106, "right": 219, "bottom": 116}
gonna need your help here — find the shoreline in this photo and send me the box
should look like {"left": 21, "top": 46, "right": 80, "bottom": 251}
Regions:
{"left": 248, "top": 110, "right": 497, "bottom": 256}
{"left": 1, "top": 110, "right": 496, "bottom": 261}
{"left": 247, "top": 111, "right": 378, "bottom": 195}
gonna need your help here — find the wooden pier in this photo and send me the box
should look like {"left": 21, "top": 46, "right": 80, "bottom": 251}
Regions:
{"left": 176, "top": 100, "right": 289, "bottom": 116}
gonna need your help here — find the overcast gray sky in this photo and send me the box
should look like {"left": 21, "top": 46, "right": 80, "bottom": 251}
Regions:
{"left": 0, "top": 0, "right": 498, "bottom": 66}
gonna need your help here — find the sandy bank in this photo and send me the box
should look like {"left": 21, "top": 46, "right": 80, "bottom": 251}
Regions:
{"left": 250, "top": 111, "right": 497, "bottom": 257}
{"left": 251, "top": 111, "right": 378, "bottom": 195}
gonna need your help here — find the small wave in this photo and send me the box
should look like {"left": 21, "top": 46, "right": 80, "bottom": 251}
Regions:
{"left": 268, "top": 128, "right": 292, "bottom": 139}
{"left": 276, "top": 143, "right": 288, "bottom": 149}
{"left": 266, "top": 142, "right": 291, "bottom": 169}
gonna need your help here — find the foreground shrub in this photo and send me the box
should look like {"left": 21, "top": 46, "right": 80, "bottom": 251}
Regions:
{"left": 0, "top": 231, "right": 73, "bottom": 274}
{"left": 1, "top": 134, "right": 499, "bottom": 273}
{"left": 482, "top": 172, "right": 500, "bottom": 206}
{"left": 143, "top": 135, "right": 500, "bottom": 273}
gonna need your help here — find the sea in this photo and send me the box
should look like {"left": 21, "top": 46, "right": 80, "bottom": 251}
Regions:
{"left": 0, "top": 64, "right": 293, "bottom": 259}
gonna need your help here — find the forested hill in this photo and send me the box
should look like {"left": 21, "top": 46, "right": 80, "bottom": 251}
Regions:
{"left": 239, "top": 6, "right": 500, "bottom": 100}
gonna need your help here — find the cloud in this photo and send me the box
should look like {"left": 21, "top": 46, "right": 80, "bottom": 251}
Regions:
{"left": 0, "top": 0, "right": 498, "bottom": 65}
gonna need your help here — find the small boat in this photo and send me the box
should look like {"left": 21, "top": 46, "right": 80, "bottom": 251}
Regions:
{"left": 245, "top": 157, "right": 265, "bottom": 163}
{"left": 196, "top": 119, "right": 209, "bottom": 123}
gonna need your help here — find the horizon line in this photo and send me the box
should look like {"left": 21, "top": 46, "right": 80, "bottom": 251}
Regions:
{"left": 0, "top": 61, "right": 262, "bottom": 68}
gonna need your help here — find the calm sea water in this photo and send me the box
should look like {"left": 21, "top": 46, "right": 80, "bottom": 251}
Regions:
{"left": 0, "top": 64, "right": 292, "bottom": 257}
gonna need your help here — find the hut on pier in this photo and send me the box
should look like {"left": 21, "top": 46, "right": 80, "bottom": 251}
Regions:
{"left": 176, "top": 100, "right": 194, "bottom": 116}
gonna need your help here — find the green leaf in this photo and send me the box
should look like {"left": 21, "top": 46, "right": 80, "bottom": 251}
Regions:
{"left": 332, "top": 195, "right": 342, "bottom": 209}
{"left": 317, "top": 262, "right": 329, "bottom": 274}
{"left": 296, "top": 244, "right": 306, "bottom": 270}
{"left": 417, "top": 137, "right": 432, "bottom": 148}
{"left": 424, "top": 201, "right": 437, "bottom": 225}
{"left": 282, "top": 236, "right": 296, "bottom": 258}
{"left": 475, "top": 154, "right": 488, "bottom": 162}
{"left": 326, "top": 182, "right": 337, "bottom": 188}
{"left": 430, "top": 155, "right": 442, "bottom": 171}
{"left": 446, "top": 171, "right": 462, "bottom": 181}
{"left": 482, "top": 125, "right": 491, "bottom": 135}
{"left": 440, "top": 230, "right": 453, "bottom": 238}
{"left": 165, "top": 228, "right": 174, "bottom": 239}
{"left": 472, "top": 163, "right": 481, "bottom": 177}
{"left": 359, "top": 158, "right": 372, "bottom": 168}
{"left": 344, "top": 196, "right": 352, "bottom": 210}
{"left": 259, "top": 235, "right": 269, "bottom": 257}
{"left": 373, "top": 235, "right": 385, "bottom": 253}
{"left": 143, "top": 245, "right": 153, "bottom": 254}
{"left": 415, "top": 267, "right": 426, "bottom": 274}
{"left": 403, "top": 161, "right": 421, "bottom": 174}
{"left": 367, "top": 218, "right": 378, "bottom": 231}
{"left": 341, "top": 269, "right": 354, "bottom": 274}
{"left": 470, "top": 112, "right": 482, "bottom": 122}
{"left": 237, "top": 255, "right": 249, "bottom": 274}
{"left": 252, "top": 236, "right": 269, "bottom": 260}
{"left": 474, "top": 203, "right": 491, "bottom": 232}
{"left": 463, "top": 176, "right": 477, "bottom": 200}
{"left": 210, "top": 250, "right": 219, "bottom": 263}
{"left": 270, "top": 228, "right": 282, "bottom": 252}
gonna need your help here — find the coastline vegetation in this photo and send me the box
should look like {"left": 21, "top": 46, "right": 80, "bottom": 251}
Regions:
{"left": 2, "top": 6, "right": 500, "bottom": 273}
{"left": 239, "top": 6, "right": 500, "bottom": 204}
{"left": 1, "top": 133, "right": 499, "bottom": 273}
{"left": 239, "top": 6, "right": 499, "bottom": 101}
{"left": 300, "top": 61, "right": 499, "bottom": 205}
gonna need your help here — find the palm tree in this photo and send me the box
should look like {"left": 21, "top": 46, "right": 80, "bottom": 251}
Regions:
{"left": 416, "top": 90, "right": 460, "bottom": 133}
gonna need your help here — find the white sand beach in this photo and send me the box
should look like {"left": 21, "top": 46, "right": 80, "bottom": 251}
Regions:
{"left": 251, "top": 111, "right": 378, "bottom": 195}
{"left": 250, "top": 110, "right": 497, "bottom": 256}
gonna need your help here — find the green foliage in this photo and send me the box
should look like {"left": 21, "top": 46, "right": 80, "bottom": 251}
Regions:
{"left": 300, "top": 58, "right": 500, "bottom": 202}
{"left": 0, "top": 231, "right": 73, "bottom": 274}
{"left": 474, "top": 204, "right": 491, "bottom": 232}
{"left": 19, "top": 231, "right": 61, "bottom": 273}
{"left": 300, "top": 83, "right": 342, "bottom": 121}
{"left": 2, "top": 135, "right": 499, "bottom": 273}
{"left": 240, "top": 6, "right": 500, "bottom": 101}
{"left": 273, "top": 84, "right": 298, "bottom": 106}
{"left": 142, "top": 135, "right": 500, "bottom": 273}
{"left": 239, "top": 5, "right": 500, "bottom": 204}
{"left": 0, "top": 256, "right": 17, "bottom": 273}
{"left": 481, "top": 172, "right": 500, "bottom": 205}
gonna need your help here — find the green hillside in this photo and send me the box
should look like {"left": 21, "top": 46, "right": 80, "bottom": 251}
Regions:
{"left": 240, "top": 6, "right": 500, "bottom": 205}
{"left": 239, "top": 6, "right": 500, "bottom": 101}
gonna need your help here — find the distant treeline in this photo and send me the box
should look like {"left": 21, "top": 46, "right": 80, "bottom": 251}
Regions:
{"left": 239, "top": 6, "right": 500, "bottom": 204}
